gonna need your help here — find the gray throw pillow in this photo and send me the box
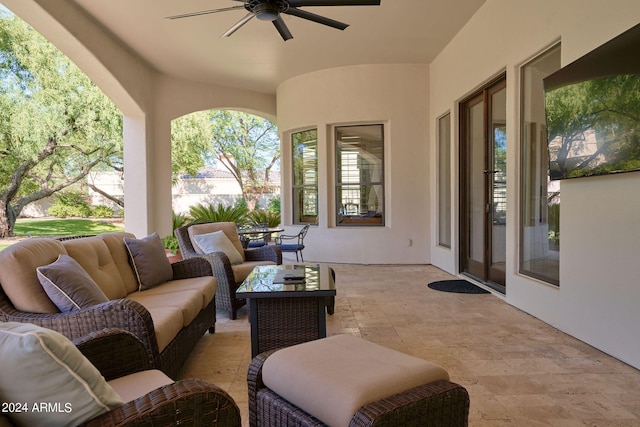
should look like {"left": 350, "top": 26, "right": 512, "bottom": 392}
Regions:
{"left": 37, "top": 254, "right": 109, "bottom": 313}
{"left": 124, "top": 233, "right": 173, "bottom": 291}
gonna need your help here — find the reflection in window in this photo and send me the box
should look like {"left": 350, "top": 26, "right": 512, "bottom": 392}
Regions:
{"left": 437, "top": 113, "right": 451, "bottom": 248}
{"left": 335, "top": 124, "right": 384, "bottom": 226}
{"left": 520, "top": 44, "right": 561, "bottom": 286}
{"left": 292, "top": 129, "right": 318, "bottom": 224}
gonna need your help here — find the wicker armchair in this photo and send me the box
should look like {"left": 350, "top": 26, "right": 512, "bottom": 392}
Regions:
{"left": 175, "top": 222, "right": 282, "bottom": 320}
{"left": 71, "top": 328, "right": 240, "bottom": 426}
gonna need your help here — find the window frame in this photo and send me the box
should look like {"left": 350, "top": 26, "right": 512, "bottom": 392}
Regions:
{"left": 519, "top": 43, "right": 561, "bottom": 286}
{"left": 291, "top": 128, "right": 319, "bottom": 225}
{"left": 334, "top": 124, "right": 385, "bottom": 227}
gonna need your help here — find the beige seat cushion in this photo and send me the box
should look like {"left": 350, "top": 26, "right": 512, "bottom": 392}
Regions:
{"left": 232, "top": 260, "right": 276, "bottom": 283}
{"left": 140, "top": 306, "right": 183, "bottom": 352}
{"left": 127, "top": 289, "right": 203, "bottom": 327}
{"left": 262, "top": 334, "right": 450, "bottom": 427}
{"left": 108, "top": 370, "right": 174, "bottom": 404}
{"left": 0, "top": 239, "right": 66, "bottom": 313}
{"left": 62, "top": 237, "right": 128, "bottom": 299}
{"left": 134, "top": 277, "right": 217, "bottom": 308}
{"left": 188, "top": 222, "right": 245, "bottom": 261}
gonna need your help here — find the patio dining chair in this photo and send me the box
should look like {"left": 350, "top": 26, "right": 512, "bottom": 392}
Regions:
{"left": 275, "top": 224, "right": 309, "bottom": 262}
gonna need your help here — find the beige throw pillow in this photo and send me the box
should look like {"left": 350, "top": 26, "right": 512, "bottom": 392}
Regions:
{"left": 0, "top": 322, "right": 123, "bottom": 427}
{"left": 193, "top": 230, "right": 244, "bottom": 265}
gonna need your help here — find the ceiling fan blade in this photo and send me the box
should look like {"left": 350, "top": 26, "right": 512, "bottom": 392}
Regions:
{"left": 273, "top": 17, "right": 293, "bottom": 41}
{"left": 284, "top": 7, "right": 349, "bottom": 30}
{"left": 166, "top": 6, "right": 245, "bottom": 20}
{"left": 288, "top": 0, "right": 381, "bottom": 6}
{"left": 221, "top": 13, "right": 255, "bottom": 37}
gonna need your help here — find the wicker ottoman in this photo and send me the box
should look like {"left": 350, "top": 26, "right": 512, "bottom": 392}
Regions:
{"left": 247, "top": 334, "right": 470, "bottom": 427}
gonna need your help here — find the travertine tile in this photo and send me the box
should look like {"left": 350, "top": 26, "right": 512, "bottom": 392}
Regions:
{"left": 178, "top": 264, "right": 640, "bottom": 427}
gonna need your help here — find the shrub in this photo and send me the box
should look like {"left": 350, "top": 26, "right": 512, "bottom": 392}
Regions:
{"left": 48, "top": 191, "right": 92, "bottom": 218}
{"left": 91, "top": 205, "right": 114, "bottom": 218}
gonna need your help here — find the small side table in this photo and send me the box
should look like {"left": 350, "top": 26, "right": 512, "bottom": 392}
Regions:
{"left": 237, "top": 264, "right": 336, "bottom": 358}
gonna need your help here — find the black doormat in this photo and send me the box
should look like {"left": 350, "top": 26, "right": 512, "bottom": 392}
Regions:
{"left": 427, "top": 280, "right": 490, "bottom": 294}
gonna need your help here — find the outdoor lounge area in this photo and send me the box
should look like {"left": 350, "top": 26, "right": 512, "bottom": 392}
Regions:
{"left": 179, "top": 263, "right": 640, "bottom": 426}
{"left": 1, "top": 0, "right": 640, "bottom": 425}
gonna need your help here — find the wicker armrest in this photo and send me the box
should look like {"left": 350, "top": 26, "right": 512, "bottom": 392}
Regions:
{"left": 171, "top": 257, "right": 213, "bottom": 279}
{"left": 247, "top": 349, "right": 279, "bottom": 426}
{"left": 73, "top": 328, "right": 152, "bottom": 381}
{"left": 0, "top": 295, "right": 159, "bottom": 368}
{"left": 245, "top": 245, "right": 282, "bottom": 264}
{"left": 351, "top": 380, "right": 470, "bottom": 427}
{"left": 81, "top": 379, "right": 241, "bottom": 427}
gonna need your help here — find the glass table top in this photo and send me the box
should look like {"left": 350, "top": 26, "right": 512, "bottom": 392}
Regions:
{"left": 237, "top": 264, "right": 335, "bottom": 297}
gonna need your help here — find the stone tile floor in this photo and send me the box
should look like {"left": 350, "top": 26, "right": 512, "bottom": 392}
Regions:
{"left": 178, "top": 264, "right": 640, "bottom": 426}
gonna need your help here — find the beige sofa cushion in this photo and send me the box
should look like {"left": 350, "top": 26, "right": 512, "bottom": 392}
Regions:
{"left": 132, "top": 277, "right": 217, "bottom": 308}
{"left": 62, "top": 236, "right": 128, "bottom": 300}
{"left": 127, "top": 289, "right": 203, "bottom": 328}
{"left": 108, "top": 369, "right": 173, "bottom": 404}
{"left": 0, "top": 239, "right": 65, "bottom": 313}
{"left": 262, "top": 334, "right": 450, "bottom": 427}
{"left": 141, "top": 306, "right": 183, "bottom": 352}
{"left": 188, "top": 222, "right": 246, "bottom": 261}
{"left": 96, "top": 232, "right": 139, "bottom": 294}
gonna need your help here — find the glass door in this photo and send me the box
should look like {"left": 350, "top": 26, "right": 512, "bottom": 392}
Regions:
{"left": 460, "top": 75, "right": 507, "bottom": 291}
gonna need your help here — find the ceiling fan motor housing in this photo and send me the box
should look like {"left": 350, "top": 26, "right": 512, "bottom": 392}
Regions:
{"left": 246, "top": 0, "right": 290, "bottom": 21}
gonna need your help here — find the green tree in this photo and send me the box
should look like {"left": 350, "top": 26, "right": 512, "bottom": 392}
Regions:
{"left": 0, "top": 11, "right": 123, "bottom": 237}
{"left": 208, "top": 110, "right": 280, "bottom": 211}
{"left": 170, "top": 110, "right": 212, "bottom": 180}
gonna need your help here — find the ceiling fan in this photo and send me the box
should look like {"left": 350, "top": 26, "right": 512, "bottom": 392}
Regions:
{"left": 166, "top": 0, "right": 381, "bottom": 41}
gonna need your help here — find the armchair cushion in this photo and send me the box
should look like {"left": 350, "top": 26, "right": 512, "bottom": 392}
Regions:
{"left": 36, "top": 254, "right": 109, "bottom": 313}
{"left": 0, "top": 322, "right": 123, "bottom": 427}
{"left": 193, "top": 230, "right": 244, "bottom": 265}
{"left": 124, "top": 233, "right": 173, "bottom": 291}
{"left": 188, "top": 222, "right": 246, "bottom": 260}
{"left": 107, "top": 369, "right": 173, "bottom": 403}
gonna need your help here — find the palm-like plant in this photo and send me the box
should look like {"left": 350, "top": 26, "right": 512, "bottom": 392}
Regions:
{"left": 189, "top": 203, "right": 249, "bottom": 225}
{"left": 247, "top": 209, "right": 281, "bottom": 228}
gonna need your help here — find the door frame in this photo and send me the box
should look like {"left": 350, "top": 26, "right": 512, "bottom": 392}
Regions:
{"left": 458, "top": 73, "right": 507, "bottom": 293}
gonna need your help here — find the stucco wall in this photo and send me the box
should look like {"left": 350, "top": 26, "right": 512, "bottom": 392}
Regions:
{"left": 277, "top": 63, "right": 430, "bottom": 264}
{"left": 429, "top": 0, "right": 640, "bottom": 368}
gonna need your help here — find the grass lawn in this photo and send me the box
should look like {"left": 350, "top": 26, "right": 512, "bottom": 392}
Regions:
{"left": 0, "top": 218, "right": 124, "bottom": 251}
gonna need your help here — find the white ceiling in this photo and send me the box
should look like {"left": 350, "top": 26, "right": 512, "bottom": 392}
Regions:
{"left": 70, "top": 0, "right": 485, "bottom": 94}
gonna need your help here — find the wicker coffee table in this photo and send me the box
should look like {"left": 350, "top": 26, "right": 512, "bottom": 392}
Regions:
{"left": 237, "top": 264, "right": 336, "bottom": 357}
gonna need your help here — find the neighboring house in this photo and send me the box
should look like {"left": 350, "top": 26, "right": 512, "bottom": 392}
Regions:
{"left": 21, "top": 167, "right": 280, "bottom": 218}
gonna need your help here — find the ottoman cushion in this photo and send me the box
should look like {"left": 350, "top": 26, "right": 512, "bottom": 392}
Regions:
{"left": 262, "top": 334, "right": 450, "bottom": 426}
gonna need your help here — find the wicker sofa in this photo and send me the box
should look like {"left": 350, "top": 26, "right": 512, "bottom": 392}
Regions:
{"left": 0, "top": 232, "right": 217, "bottom": 379}
{"left": 0, "top": 325, "right": 240, "bottom": 427}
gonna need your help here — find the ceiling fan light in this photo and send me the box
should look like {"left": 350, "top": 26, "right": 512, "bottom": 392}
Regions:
{"left": 254, "top": 3, "right": 280, "bottom": 21}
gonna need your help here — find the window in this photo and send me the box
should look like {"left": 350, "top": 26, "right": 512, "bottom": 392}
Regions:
{"left": 335, "top": 124, "right": 384, "bottom": 226}
{"left": 437, "top": 113, "right": 451, "bottom": 248}
{"left": 292, "top": 129, "right": 318, "bottom": 224}
{"left": 520, "top": 44, "right": 561, "bottom": 285}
